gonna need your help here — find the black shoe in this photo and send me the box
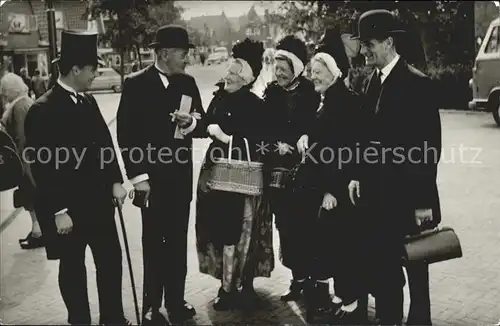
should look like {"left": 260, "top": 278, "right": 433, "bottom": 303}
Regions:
{"left": 406, "top": 318, "right": 432, "bottom": 325}
{"left": 100, "top": 318, "right": 133, "bottom": 325}
{"left": 142, "top": 309, "right": 167, "bottom": 326}
{"left": 331, "top": 306, "right": 367, "bottom": 325}
{"left": 305, "top": 281, "right": 335, "bottom": 323}
{"left": 280, "top": 279, "right": 305, "bottom": 301}
{"left": 213, "top": 288, "right": 236, "bottom": 311}
{"left": 19, "top": 232, "right": 32, "bottom": 243}
{"left": 168, "top": 301, "right": 196, "bottom": 323}
{"left": 20, "top": 234, "right": 44, "bottom": 249}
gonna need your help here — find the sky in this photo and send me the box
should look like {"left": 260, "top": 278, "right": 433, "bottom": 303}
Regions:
{"left": 178, "top": 1, "right": 281, "bottom": 19}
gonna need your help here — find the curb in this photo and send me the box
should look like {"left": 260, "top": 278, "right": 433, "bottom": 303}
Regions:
{"left": 0, "top": 116, "right": 117, "bottom": 234}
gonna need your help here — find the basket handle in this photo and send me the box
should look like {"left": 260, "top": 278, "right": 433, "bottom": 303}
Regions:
{"left": 227, "top": 137, "right": 252, "bottom": 164}
{"left": 243, "top": 138, "right": 251, "bottom": 164}
{"left": 228, "top": 135, "right": 233, "bottom": 163}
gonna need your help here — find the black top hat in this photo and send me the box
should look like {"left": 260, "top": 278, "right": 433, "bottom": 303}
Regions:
{"left": 52, "top": 30, "right": 98, "bottom": 66}
{"left": 315, "top": 27, "right": 351, "bottom": 77}
{"left": 351, "top": 9, "right": 405, "bottom": 41}
{"left": 149, "top": 25, "right": 194, "bottom": 49}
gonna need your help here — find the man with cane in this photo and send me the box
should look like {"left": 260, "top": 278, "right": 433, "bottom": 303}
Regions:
{"left": 117, "top": 25, "right": 206, "bottom": 325}
{"left": 24, "top": 30, "right": 130, "bottom": 325}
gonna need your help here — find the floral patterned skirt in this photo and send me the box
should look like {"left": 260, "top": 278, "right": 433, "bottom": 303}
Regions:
{"left": 195, "top": 186, "right": 275, "bottom": 285}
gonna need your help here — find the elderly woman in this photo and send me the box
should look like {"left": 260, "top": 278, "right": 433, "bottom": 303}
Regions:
{"left": 195, "top": 38, "right": 274, "bottom": 311}
{"left": 262, "top": 35, "right": 321, "bottom": 304}
{"left": 0, "top": 73, "right": 43, "bottom": 249}
{"left": 296, "top": 34, "right": 366, "bottom": 323}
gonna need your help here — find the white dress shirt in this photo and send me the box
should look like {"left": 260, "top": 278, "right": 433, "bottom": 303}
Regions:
{"left": 377, "top": 54, "right": 400, "bottom": 84}
{"left": 57, "top": 79, "right": 85, "bottom": 104}
{"left": 129, "top": 63, "right": 197, "bottom": 186}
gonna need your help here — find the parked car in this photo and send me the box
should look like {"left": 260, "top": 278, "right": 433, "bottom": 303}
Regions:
{"left": 206, "top": 47, "right": 229, "bottom": 65}
{"left": 89, "top": 67, "right": 122, "bottom": 93}
{"left": 469, "top": 17, "right": 500, "bottom": 126}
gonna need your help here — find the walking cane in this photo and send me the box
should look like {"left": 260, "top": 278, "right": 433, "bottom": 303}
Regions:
{"left": 114, "top": 199, "right": 141, "bottom": 325}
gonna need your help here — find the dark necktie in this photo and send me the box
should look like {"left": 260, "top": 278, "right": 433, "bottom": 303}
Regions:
{"left": 368, "top": 70, "right": 382, "bottom": 113}
{"left": 75, "top": 94, "right": 85, "bottom": 105}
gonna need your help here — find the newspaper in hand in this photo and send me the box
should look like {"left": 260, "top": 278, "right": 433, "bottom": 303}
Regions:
{"left": 174, "top": 94, "right": 193, "bottom": 139}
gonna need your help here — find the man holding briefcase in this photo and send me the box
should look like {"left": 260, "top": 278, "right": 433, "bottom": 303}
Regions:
{"left": 117, "top": 25, "right": 207, "bottom": 325}
{"left": 347, "top": 10, "right": 442, "bottom": 325}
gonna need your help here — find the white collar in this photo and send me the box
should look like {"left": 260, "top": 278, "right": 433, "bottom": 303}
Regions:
{"left": 57, "top": 78, "right": 84, "bottom": 96}
{"left": 154, "top": 62, "right": 170, "bottom": 89}
{"left": 377, "top": 54, "right": 400, "bottom": 83}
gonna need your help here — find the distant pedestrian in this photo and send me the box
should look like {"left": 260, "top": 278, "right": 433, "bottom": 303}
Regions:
{"left": 32, "top": 69, "right": 47, "bottom": 99}
{"left": 0, "top": 72, "right": 42, "bottom": 250}
{"left": 200, "top": 51, "right": 206, "bottom": 65}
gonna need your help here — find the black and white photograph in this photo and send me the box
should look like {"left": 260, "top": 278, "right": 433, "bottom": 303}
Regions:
{"left": 0, "top": 0, "right": 499, "bottom": 325}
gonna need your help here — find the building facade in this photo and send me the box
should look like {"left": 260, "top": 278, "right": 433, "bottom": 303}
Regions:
{"left": 0, "top": 0, "right": 88, "bottom": 77}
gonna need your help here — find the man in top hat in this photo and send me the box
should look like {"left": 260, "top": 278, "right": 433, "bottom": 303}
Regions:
{"left": 24, "top": 30, "right": 129, "bottom": 325}
{"left": 347, "top": 9, "right": 442, "bottom": 325}
{"left": 116, "top": 24, "right": 206, "bottom": 324}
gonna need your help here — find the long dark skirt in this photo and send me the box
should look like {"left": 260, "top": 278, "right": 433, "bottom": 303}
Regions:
{"left": 271, "top": 186, "right": 324, "bottom": 277}
{"left": 195, "top": 170, "right": 274, "bottom": 286}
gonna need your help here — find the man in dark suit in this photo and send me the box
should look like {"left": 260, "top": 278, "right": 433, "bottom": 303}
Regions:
{"left": 24, "top": 30, "right": 129, "bottom": 325}
{"left": 348, "top": 10, "right": 442, "bottom": 325}
{"left": 116, "top": 25, "right": 206, "bottom": 325}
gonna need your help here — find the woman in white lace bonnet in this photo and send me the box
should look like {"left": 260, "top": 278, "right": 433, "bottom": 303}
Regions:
{"left": 296, "top": 29, "right": 366, "bottom": 323}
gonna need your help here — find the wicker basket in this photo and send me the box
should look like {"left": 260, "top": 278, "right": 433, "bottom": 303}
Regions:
{"left": 206, "top": 137, "right": 264, "bottom": 196}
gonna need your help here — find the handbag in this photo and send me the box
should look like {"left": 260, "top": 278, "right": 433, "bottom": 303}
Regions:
{"left": 269, "top": 167, "right": 293, "bottom": 189}
{"left": 206, "top": 137, "right": 264, "bottom": 196}
{"left": 402, "top": 226, "right": 463, "bottom": 265}
{"left": 0, "top": 122, "right": 23, "bottom": 192}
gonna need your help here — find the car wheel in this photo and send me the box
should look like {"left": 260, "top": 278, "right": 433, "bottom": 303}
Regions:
{"left": 112, "top": 85, "right": 121, "bottom": 93}
{"left": 493, "top": 100, "right": 500, "bottom": 126}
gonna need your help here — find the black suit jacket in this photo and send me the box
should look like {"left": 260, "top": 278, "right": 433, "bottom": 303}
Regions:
{"left": 24, "top": 84, "right": 123, "bottom": 259}
{"left": 116, "top": 65, "right": 207, "bottom": 202}
{"left": 359, "top": 58, "right": 442, "bottom": 234}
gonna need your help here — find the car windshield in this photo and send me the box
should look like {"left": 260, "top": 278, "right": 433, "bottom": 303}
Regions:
{"left": 215, "top": 48, "right": 227, "bottom": 53}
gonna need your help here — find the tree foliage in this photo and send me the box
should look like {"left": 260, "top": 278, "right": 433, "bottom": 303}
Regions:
{"left": 274, "top": 0, "right": 475, "bottom": 67}
{"left": 85, "top": 0, "right": 184, "bottom": 51}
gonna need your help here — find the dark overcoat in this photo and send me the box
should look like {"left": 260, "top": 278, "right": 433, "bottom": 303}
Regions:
{"left": 355, "top": 59, "right": 442, "bottom": 290}
{"left": 24, "top": 84, "right": 123, "bottom": 259}
{"left": 116, "top": 65, "right": 207, "bottom": 204}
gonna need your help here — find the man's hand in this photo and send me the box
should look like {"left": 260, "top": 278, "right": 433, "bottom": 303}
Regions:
{"left": 170, "top": 111, "right": 193, "bottom": 128}
{"left": 297, "top": 134, "right": 309, "bottom": 155}
{"left": 348, "top": 180, "right": 361, "bottom": 206}
{"left": 415, "top": 208, "right": 433, "bottom": 227}
{"left": 55, "top": 213, "right": 73, "bottom": 235}
{"left": 112, "top": 183, "right": 127, "bottom": 207}
{"left": 277, "top": 142, "right": 294, "bottom": 156}
{"left": 322, "top": 193, "right": 338, "bottom": 210}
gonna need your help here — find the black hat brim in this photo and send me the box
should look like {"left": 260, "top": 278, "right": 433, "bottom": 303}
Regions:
{"left": 149, "top": 42, "right": 195, "bottom": 49}
{"left": 350, "top": 29, "right": 406, "bottom": 40}
{"left": 51, "top": 56, "right": 101, "bottom": 66}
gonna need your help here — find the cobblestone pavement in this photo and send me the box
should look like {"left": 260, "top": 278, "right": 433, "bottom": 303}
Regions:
{"left": 1, "top": 63, "right": 500, "bottom": 325}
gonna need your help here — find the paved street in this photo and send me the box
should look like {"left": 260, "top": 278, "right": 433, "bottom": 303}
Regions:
{"left": 1, "top": 63, "right": 500, "bottom": 325}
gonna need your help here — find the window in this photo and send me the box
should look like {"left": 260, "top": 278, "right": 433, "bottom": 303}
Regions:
{"left": 485, "top": 26, "right": 499, "bottom": 53}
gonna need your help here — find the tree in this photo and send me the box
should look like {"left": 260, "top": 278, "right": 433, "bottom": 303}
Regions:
{"left": 274, "top": 1, "right": 475, "bottom": 67}
{"left": 86, "top": 0, "right": 183, "bottom": 83}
